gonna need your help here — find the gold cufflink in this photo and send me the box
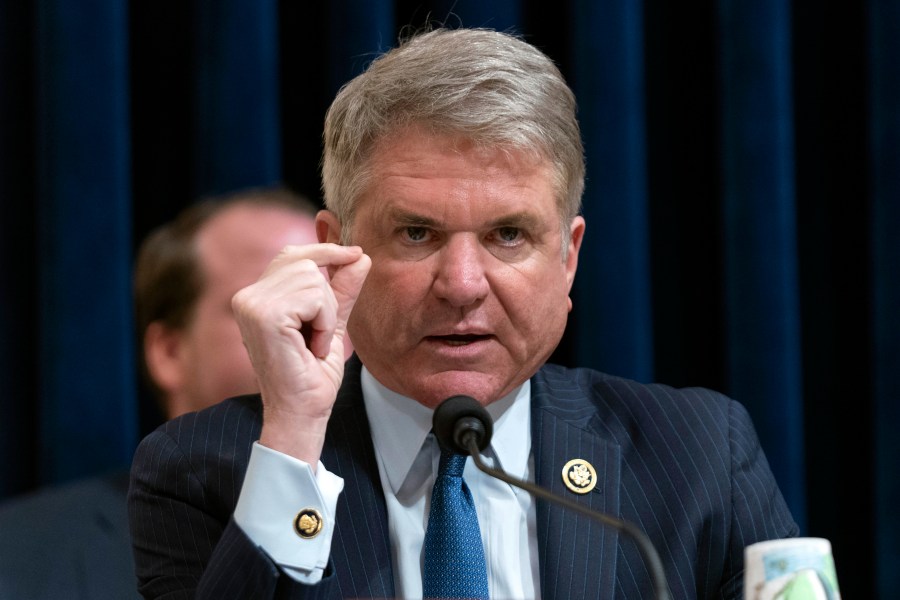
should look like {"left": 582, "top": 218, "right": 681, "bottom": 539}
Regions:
{"left": 294, "top": 508, "right": 324, "bottom": 539}
{"left": 562, "top": 458, "right": 597, "bottom": 494}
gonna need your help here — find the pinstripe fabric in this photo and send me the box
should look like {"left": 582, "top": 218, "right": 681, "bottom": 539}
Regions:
{"left": 129, "top": 357, "right": 796, "bottom": 599}
{"left": 531, "top": 364, "right": 798, "bottom": 599}
{"left": 129, "top": 357, "right": 393, "bottom": 599}
{"left": 319, "top": 360, "right": 394, "bottom": 598}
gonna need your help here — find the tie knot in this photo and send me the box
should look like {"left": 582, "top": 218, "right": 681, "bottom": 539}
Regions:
{"left": 439, "top": 450, "right": 467, "bottom": 478}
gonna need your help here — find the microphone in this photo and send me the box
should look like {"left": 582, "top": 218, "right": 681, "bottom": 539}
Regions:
{"left": 433, "top": 395, "right": 671, "bottom": 600}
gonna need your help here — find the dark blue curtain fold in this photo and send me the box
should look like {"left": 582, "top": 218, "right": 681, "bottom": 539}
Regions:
{"left": 192, "top": 0, "right": 282, "bottom": 196}
{"left": 34, "top": 0, "right": 136, "bottom": 484}
{"left": 427, "top": 0, "right": 521, "bottom": 29}
{"left": 869, "top": 0, "right": 900, "bottom": 593}
{"left": 572, "top": 0, "right": 654, "bottom": 383}
{"left": 0, "top": 0, "right": 896, "bottom": 596}
{"left": 326, "top": 2, "right": 394, "bottom": 97}
{"left": 717, "top": 0, "right": 806, "bottom": 529}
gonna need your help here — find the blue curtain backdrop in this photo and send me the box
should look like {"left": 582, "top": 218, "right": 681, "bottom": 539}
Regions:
{"left": 870, "top": 0, "right": 900, "bottom": 591}
{"left": 718, "top": 0, "right": 807, "bottom": 529}
{"left": 0, "top": 1, "right": 896, "bottom": 596}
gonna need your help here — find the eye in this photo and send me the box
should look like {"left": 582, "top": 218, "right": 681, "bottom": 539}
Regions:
{"left": 494, "top": 226, "right": 523, "bottom": 244}
{"left": 403, "top": 226, "right": 430, "bottom": 242}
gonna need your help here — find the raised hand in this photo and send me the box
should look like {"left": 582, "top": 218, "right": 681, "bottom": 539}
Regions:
{"left": 231, "top": 243, "right": 371, "bottom": 466}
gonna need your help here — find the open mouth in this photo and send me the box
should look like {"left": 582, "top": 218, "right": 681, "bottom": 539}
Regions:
{"left": 429, "top": 334, "right": 491, "bottom": 346}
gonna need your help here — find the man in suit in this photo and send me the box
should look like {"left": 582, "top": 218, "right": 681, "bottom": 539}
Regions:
{"left": 0, "top": 187, "right": 321, "bottom": 599}
{"left": 128, "top": 28, "right": 798, "bottom": 599}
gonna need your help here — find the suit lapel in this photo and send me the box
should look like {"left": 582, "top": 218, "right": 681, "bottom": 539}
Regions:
{"left": 321, "top": 356, "right": 395, "bottom": 599}
{"left": 531, "top": 368, "right": 622, "bottom": 600}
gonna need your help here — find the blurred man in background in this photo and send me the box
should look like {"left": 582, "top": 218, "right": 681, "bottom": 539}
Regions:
{"left": 0, "top": 186, "right": 332, "bottom": 599}
{"left": 136, "top": 186, "right": 337, "bottom": 418}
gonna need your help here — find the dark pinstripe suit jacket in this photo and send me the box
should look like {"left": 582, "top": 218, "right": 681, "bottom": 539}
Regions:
{"left": 128, "top": 357, "right": 797, "bottom": 599}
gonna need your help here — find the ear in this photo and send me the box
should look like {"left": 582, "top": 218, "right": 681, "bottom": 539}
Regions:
{"left": 315, "top": 209, "right": 343, "bottom": 244}
{"left": 565, "top": 216, "right": 586, "bottom": 292}
{"left": 143, "top": 321, "right": 186, "bottom": 398}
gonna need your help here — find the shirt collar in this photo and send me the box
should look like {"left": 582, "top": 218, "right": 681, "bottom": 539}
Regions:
{"left": 362, "top": 366, "right": 532, "bottom": 494}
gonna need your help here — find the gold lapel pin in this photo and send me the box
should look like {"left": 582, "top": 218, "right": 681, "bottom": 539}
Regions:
{"left": 562, "top": 458, "right": 597, "bottom": 494}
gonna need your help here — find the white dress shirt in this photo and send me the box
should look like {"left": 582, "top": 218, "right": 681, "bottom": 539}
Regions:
{"left": 234, "top": 366, "right": 540, "bottom": 598}
{"left": 361, "top": 369, "right": 540, "bottom": 599}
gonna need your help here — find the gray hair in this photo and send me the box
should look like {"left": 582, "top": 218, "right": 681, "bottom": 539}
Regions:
{"left": 321, "top": 28, "right": 584, "bottom": 243}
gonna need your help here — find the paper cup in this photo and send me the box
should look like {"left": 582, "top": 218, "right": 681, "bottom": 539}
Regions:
{"left": 744, "top": 537, "right": 841, "bottom": 600}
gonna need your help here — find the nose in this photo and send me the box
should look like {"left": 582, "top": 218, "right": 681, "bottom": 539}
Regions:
{"left": 432, "top": 235, "right": 490, "bottom": 307}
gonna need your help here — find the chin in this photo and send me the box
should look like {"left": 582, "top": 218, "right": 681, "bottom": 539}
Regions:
{"left": 408, "top": 370, "right": 514, "bottom": 409}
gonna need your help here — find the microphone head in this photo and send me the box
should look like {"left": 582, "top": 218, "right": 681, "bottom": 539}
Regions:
{"left": 432, "top": 395, "right": 493, "bottom": 455}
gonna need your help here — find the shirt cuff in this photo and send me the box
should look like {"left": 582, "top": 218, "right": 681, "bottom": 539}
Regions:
{"left": 233, "top": 441, "right": 344, "bottom": 583}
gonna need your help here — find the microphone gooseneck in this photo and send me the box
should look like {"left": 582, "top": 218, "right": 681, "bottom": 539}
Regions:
{"left": 432, "top": 395, "right": 671, "bottom": 600}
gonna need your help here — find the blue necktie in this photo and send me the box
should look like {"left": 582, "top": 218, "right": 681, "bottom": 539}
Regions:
{"left": 422, "top": 450, "right": 490, "bottom": 599}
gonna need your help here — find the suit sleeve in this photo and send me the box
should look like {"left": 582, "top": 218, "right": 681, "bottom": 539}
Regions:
{"left": 128, "top": 428, "right": 338, "bottom": 600}
{"left": 718, "top": 399, "right": 800, "bottom": 598}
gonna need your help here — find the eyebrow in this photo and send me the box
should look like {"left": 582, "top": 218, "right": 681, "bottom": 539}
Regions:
{"left": 485, "top": 211, "right": 543, "bottom": 231}
{"left": 387, "top": 208, "right": 544, "bottom": 231}
{"left": 388, "top": 209, "right": 440, "bottom": 228}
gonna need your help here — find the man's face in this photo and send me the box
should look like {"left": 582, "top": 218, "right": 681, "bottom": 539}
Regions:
{"left": 175, "top": 203, "right": 319, "bottom": 416}
{"left": 341, "top": 128, "right": 584, "bottom": 408}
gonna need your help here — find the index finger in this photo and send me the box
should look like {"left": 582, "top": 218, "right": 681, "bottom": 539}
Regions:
{"left": 260, "top": 243, "right": 364, "bottom": 279}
